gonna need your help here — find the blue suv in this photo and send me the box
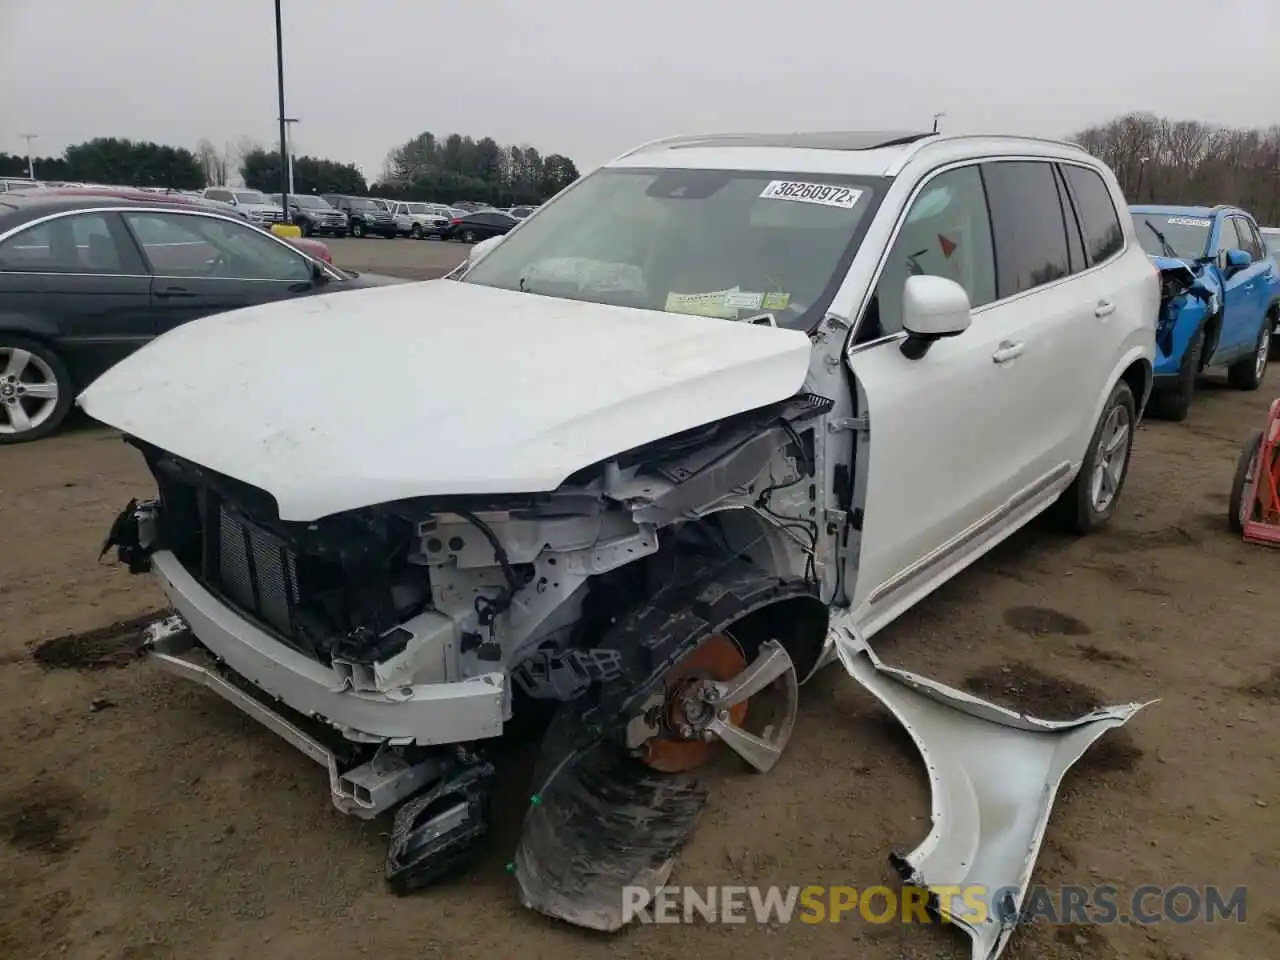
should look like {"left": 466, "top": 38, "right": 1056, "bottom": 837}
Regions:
{"left": 1130, "top": 204, "right": 1278, "bottom": 420}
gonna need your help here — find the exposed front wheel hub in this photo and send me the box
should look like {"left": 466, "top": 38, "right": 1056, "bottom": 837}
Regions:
{"left": 630, "top": 635, "right": 799, "bottom": 774}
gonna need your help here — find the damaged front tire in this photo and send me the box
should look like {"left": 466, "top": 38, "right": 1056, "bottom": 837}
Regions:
{"left": 513, "top": 559, "right": 811, "bottom": 931}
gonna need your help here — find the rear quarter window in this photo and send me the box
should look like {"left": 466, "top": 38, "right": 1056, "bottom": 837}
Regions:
{"left": 1061, "top": 164, "right": 1124, "bottom": 266}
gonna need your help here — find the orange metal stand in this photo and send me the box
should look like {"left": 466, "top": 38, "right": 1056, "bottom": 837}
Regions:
{"left": 1242, "top": 398, "right": 1280, "bottom": 547}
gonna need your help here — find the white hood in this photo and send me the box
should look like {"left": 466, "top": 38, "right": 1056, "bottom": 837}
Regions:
{"left": 79, "top": 280, "right": 813, "bottom": 521}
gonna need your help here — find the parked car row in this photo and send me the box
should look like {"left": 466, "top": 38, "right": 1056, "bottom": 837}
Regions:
{"left": 1, "top": 179, "right": 542, "bottom": 244}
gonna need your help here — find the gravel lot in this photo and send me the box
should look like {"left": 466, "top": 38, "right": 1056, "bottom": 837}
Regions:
{"left": 1, "top": 282, "right": 1278, "bottom": 958}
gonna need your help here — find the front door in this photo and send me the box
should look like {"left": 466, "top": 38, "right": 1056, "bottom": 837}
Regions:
{"left": 842, "top": 163, "right": 1030, "bottom": 637}
{"left": 1216, "top": 216, "right": 1267, "bottom": 359}
{"left": 0, "top": 210, "right": 153, "bottom": 387}
{"left": 120, "top": 210, "right": 318, "bottom": 333}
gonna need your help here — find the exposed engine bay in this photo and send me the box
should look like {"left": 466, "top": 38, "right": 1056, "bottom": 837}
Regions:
{"left": 1155, "top": 258, "right": 1217, "bottom": 358}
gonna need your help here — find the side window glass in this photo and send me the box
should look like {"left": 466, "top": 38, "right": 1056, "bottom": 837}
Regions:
{"left": 983, "top": 161, "right": 1072, "bottom": 297}
{"left": 1216, "top": 218, "right": 1239, "bottom": 255}
{"left": 867, "top": 165, "right": 996, "bottom": 338}
{"left": 124, "top": 212, "right": 312, "bottom": 282}
{"left": 1061, "top": 164, "right": 1124, "bottom": 266}
{"left": 0, "top": 213, "right": 129, "bottom": 274}
{"left": 1240, "top": 220, "right": 1264, "bottom": 261}
{"left": 1222, "top": 219, "right": 1253, "bottom": 261}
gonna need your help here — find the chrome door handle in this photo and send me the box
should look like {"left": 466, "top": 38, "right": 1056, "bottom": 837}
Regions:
{"left": 992, "top": 340, "right": 1025, "bottom": 364}
{"left": 1095, "top": 300, "right": 1116, "bottom": 318}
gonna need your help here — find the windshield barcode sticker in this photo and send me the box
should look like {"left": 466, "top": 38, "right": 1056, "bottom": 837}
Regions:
{"left": 759, "top": 181, "right": 862, "bottom": 208}
{"left": 1167, "top": 217, "right": 1212, "bottom": 227}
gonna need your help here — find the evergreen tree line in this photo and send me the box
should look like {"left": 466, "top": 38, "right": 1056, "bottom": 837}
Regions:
{"left": 0, "top": 129, "right": 580, "bottom": 206}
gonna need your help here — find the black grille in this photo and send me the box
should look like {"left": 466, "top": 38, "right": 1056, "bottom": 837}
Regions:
{"left": 216, "top": 504, "right": 300, "bottom": 638}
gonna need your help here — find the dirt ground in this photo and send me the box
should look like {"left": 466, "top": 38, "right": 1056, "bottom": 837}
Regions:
{"left": 2, "top": 363, "right": 1279, "bottom": 959}
{"left": 326, "top": 235, "right": 473, "bottom": 280}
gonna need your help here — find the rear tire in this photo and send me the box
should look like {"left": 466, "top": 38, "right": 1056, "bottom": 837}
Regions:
{"left": 462, "top": 228, "right": 477, "bottom": 243}
{"left": 1227, "top": 321, "right": 1270, "bottom": 391}
{"left": 1150, "top": 328, "right": 1202, "bottom": 422}
{"left": 410, "top": 224, "right": 422, "bottom": 239}
{"left": 0, "top": 335, "right": 74, "bottom": 444}
{"left": 1228, "top": 429, "right": 1265, "bottom": 534}
{"left": 1052, "top": 379, "right": 1136, "bottom": 535}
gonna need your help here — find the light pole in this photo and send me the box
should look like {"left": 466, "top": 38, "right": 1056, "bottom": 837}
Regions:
{"left": 931, "top": 113, "right": 945, "bottom": 134}
{"left": 273, "top": 0, "right": 291, "bottom": 220}
{"left": 1135, "top": 155, "right": 1150, "bottom": 203}
{"left": 282, "top": 118, "right": 298, "bottom": 196}
{"left": 19, "top": 133, "right": 37, "bottom": 178}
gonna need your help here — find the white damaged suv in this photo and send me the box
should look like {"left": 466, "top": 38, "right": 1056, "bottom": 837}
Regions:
{"left": 85, "top": 131, "right": 1156, "bottom": 948}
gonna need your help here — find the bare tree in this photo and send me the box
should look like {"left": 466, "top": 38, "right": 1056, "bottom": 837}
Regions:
{"left": 1070, "top": 113, "right": 1280, "bottom": 223}
{"left": 221, "top": 136, "right": 262, "bottom": 186}
{"left": 195, "top": 138, "right": 226, "bottom": 186}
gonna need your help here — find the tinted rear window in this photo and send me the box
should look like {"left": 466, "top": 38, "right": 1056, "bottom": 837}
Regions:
{"left": 982, "top": 160, "right": 1072, "bottom": 298}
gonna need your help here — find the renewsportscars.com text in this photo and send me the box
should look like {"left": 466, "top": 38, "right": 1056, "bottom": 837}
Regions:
{"left": 621, "top": 884, "right": 1248, "bottom": 926}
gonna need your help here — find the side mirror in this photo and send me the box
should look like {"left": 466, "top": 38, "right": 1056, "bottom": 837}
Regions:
{"left": 1223, "top": 248, "right": 1251, "bottom": 274}
{"left": 899, "top": 275, "right": 972, "bottom": 360}
{"left": 310, "top": 260, "right": 330, "bottom": 285}
{"left": 469, "top": 233, "right": 504, "bottom": 265}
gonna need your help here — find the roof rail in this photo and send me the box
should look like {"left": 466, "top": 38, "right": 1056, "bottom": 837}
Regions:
{"left": 883, "top": 132, "right": 1090, "bottom": 176}
{"left": 609, "top": 131, "right": 764, "bottom": 163}
{"left": 612, "top": 130, "right": 935, "bottom": 163}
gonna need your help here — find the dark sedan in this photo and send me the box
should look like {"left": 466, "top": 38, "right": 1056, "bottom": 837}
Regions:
{"left": 0, "top": 194, "right": 402, "bottom": 443}
{"left": 443, "top": 210, "right": 518, "bottom": 243}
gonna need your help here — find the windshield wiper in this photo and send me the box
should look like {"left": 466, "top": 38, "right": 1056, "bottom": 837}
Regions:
{"left": 1143, "top": 219, "right": 1180, "bottom": 259}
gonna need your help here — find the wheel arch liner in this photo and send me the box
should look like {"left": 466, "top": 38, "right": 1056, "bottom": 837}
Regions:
{"left": 834, "top": 626, "right": 1155, "bottom": 960}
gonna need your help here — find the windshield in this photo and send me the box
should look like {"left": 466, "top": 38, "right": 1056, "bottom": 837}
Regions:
{"left": 234, "top": 191, "right": 271, "bottom": 205}
{"left": 462, "top": 167, "right": 878, "bottom": 326}
{"left": 347, "top": 198, "right": 377, "bottom": 210}
{"left": 294, "top": 195, "right": 332, "bottom": 208}
{"left": 406, "top": 203, "right": 429, "bottom": 214}
{"left": 1131, "top": 212, "right": 1212, "bottom": 260}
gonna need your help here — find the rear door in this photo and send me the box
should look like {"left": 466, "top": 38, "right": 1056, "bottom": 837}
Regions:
{"left": 120, "top": 210, "right": 318, "bottom": 333}
{"left": 977, "top": 159, "right": 1090, "bottom": 488}
{"left": 0, "top": 210, "right": 152, "bottom": 386}
{"left": 1236, "top": 217, "right": 1274, "bottom": 344}
{"left": 1056, "top": 162, "right": 1139, "bottom": 450}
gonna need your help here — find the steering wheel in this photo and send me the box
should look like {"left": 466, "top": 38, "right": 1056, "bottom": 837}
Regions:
{"left": 205, "top": 250, "right": 235, "bottom": 276}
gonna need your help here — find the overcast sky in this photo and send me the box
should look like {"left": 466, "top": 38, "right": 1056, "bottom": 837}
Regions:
{"left": 2, "top": 0, "right": 1277, "bottom": 181}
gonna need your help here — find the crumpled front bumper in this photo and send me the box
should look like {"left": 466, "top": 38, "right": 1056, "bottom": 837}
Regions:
{"left": 144, "top": 548, "right": 507, "bottom": 747}
{"left": 833, "top": 626, "right": 1154, "bottom": 960}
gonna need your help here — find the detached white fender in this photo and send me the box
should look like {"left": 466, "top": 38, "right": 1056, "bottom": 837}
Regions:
{"left": 834, "top": 626, "right": 1155, "bottom": 960}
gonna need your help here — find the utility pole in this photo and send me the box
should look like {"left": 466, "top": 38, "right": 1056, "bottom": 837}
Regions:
{"left": 282, "top": 118, "right": 299, "bottom": 196}
{"left": 931, "top": 113, "right": 945, "bottom": 134}
{"left": 273, "top": 0, "right": 291, "bottom": 221}
{"left": 19, "top": 133, "right": 37, "bottom": 178}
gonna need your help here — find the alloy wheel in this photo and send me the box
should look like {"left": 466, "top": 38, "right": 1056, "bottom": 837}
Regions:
{"left": 0, "top": 347, "right": 60, "bottom": 437}
{"left": 1089, "top": 402, "right": 1132, "bottom": 513}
